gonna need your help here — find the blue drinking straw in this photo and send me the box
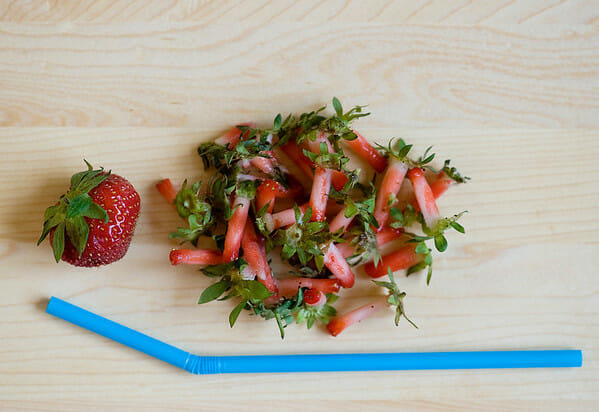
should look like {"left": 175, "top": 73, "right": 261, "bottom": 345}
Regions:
{"left": 46, "top": 296, "right": 582, "bottom": 374}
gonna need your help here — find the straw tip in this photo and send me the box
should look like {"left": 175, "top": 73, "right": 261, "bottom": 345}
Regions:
{"left": 573, "top": 350, "right": 583, "bottom": 367}
{"left": 45, "top": 296, "right": 63, "bottom": 315}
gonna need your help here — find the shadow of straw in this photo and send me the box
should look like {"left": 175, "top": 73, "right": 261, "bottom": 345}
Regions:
{"left": 35, "top": 296, "right": 50, "bottom": 313}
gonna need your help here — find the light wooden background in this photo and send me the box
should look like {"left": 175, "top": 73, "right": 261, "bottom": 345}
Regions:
{"left": 1, "top": 1, "right": 598, "bottom": 411}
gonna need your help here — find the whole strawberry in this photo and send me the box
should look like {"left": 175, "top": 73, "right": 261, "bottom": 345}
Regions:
{"left": 38, "top": 161, "right": 140, "bottom": 267}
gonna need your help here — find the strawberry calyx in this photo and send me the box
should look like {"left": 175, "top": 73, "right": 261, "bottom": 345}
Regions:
{"left": 372, "top": 268, "right": 417, "bottom": 328}
{"left": 376, "top": 137, "right": 436, "bottom": 170}
{"left": 302, "top": 142, "right": 349, "bottom": 171}
{"left": 441, "top": 159, "right": 470, "bottom": 184}
{"left": 400, "top": 211, "right": 467, "bottom": 284}
{"left": 295, "top": 291, "right": 338, "bottom": 330}
{"left": 169, "top": 180, "right": 215, "bottom": 247}
{"left": 272, "top": 205, "right": 342, "bottom": 271}
{"left": 37, "top": 161, "right": 110, "bottom": 262}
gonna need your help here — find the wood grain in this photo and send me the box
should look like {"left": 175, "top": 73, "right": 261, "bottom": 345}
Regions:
{"left": 1, "top": 128, "right": 598, "bottom": 244}
{"left": 1, "top": 1, "right": 598, "bottom": 411}
{"left": 1, "top": 0, "right": 598, "bottom": 24}
{"left": 0, "top": 400, "right": 597, "bottom": 412}
{"left": 1, "top": 128, "right": 598, "bottom": 410}
{"left": 0, "top": 21, "right": 597, "bottom": 127}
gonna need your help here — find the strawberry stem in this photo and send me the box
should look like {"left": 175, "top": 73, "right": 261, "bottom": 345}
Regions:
{"left": 410, "top": 171, "right": 453, "bottom": 212}
{"left": 281, "top": 140, "right": 315, "bottom": 180}
{"left": 408, "top": 168, "right": 440, "bottom": 228}
{"left": 331, "top": 171, "right": 348, "bottom": 192}
{"left": 214, "top": 123, "right": 256, "bottom": 146}
{"left": 324, "top": 243, "right": 355, "bottom": 288}
{"left": 276, "top": 278, "right": 340, "bottom": 297}
{"left": 222, "top": 195, "right": 251, "bottom": 262}
{"left": 265, "top": 203, "right": 310, "bottom": 231}
{"left": 309, "top": 167, "right": 333, "bottom": 222}
{"left": 346, "top": 129, "right": 388, "bottom": 173}
{"left": 241, "top": 220, "right": 278, "bottom": 299}
{"left": 327, "top": 298, "right": 387, "bottom": 337}
{"left": 255, "top": 181, "right": 277, "bottom": 214}
{"left": 169, "top": 249, "right": 222, "bottom": 266}
{"left": 364, "top": 243, "right": 421, "bottom": 279}
{"left": 329, "top": 206, "right": 355, "bottom": 234}
{"left": 156, "top": 178, "right": 178, "bottom": 205}
{"left": 338, "top": 226, "right": 405, "bottom": 259}
{"left": 373, "top": 158, "right": 408, "bottom": 230}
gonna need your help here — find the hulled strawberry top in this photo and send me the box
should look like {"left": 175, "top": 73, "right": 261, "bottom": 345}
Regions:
{"left": 157, "top": 98, "right": 470, "bottom": 338}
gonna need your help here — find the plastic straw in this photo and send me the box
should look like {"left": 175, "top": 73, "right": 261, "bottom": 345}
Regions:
{"left": 46, "top": 296, "right": 582, "bottom": 374}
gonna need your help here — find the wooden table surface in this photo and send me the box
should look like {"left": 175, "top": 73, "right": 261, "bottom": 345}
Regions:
{"left": 1, "top": 1, "right": 598, "bottom": 411}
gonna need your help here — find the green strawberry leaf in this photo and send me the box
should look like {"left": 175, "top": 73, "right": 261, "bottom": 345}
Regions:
{"left": 37, "top": 205, "right": 67, "bottom": 245}
{"left": 344, "top": 202, "right": 358, "bottom": 218}
{"left": 332, "top": 97, "right": 343, "bottom": 116}
{"left": 406, "top": 261, "right": 427, "bottom": 276}
{"left": 66, "top": 194, "right": 92, "bottom": 218}
{"left": 243, "top": 280, "right": 272, "bottom": 303}
{"left": 450, "top": 221, "right": 465, "bottom": 233}
{"left": 52, "top": 222, "right": 66, "bottom": 263}
{"left": 43, "top": 204, "right": 62, "bottom": 222}
{"left": 434, "top": 234, "right": 448, "bottom": 252}
{"left": 70, "top": 169, "right": 91, "bottom": 188}
{"left": 273, "top": 113, "right": 282, "bottom": 131}
{"left": 81, "top": 202, "right": 109, "bottom": 223}
{"left": 65, "top": 215, "right": 89, "bottom": 257}
{"left": 198, "top": 279, "right": 231, "bottom": 304}
{"left": 237, "top": 180, "right": 260, "bottom": 200}
{"left": 414, "top": 241, "right": 429, "bottom": 255}
{"left": 75, "top": 172, "right": 110, "bottom": 196}
{"left": 229, "top": 300, "right": 247, "bottom": 327}
{"left": 441, "top": 159, "right": 470, "bottom": 184}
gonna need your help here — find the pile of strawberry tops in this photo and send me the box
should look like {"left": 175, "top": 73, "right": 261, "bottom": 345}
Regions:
{"left": 156, "top": 98, "right": 468, "bottom": 338}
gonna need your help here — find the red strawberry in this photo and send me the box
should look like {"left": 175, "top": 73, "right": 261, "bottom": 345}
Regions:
{"left": 38, "top": 161, "right": 140, "bottom": 267}
{"left": 326, "top": 300, "right": 387, "bottom": 337}
{"left": 276, "top": 277, "right": 340, "bottom": 298}
{"left": 363, "top": 244, "right": 421, "bottom": 279}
